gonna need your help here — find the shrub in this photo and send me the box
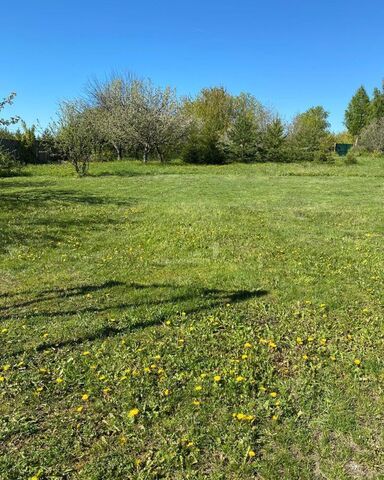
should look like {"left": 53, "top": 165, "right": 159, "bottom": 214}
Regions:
{"left": 343, "top": 150, "right": 358, "bottom": 165}
{"left": 313, "top": 150, "right": 333, "bottom": 163}
{"left": 0, "top": 146, "right": 22, "bottom": 176}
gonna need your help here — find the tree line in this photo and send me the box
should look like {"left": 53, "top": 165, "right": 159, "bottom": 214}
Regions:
{"left": 1, "top": 74, "right": 384, "bottom": 176}
{"left": 46, "top": 74, "right": 340, "bottom": 175}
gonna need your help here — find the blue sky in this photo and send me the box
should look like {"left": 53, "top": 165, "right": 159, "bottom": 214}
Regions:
{"left": 2, "top": 0, "right": 384, "bottom": 132}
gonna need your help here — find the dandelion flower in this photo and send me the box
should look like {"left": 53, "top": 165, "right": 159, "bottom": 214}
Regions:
{"left": 270, "top": 392, "right": 277, "bottom": 398}
{"left": 354, "top": 359, "right": 361, "bottom": 366}
{"left": 82, "top": 393, "right": 89, "bottom": 401}
{"left": 248, "top": 450, "right": 256, "bottom": 458}
{"left": 244, "top": 342, "right": 252, "bottom": 349}
{"left": 194, "top": 385, "right": 203, "bottom": 391}
{"left": 236, "top": 376, "right": 246, "bottom": 382}
{"left": 213, "top": 375, "right": 221, "bottom": 382}
{"left": 55, "top": 377, "right": 63, "bottom": 384}
{"left": 128, "top": 408, "right": 139, "bottom": 418}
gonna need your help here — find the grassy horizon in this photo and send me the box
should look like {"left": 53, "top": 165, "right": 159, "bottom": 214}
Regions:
{"left": 1, "top": 158, "right": 383, "bottom": 479}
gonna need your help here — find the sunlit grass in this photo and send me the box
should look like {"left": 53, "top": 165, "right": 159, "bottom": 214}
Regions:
{"left": 1, "top": 158, "right": 383, "bottom": 479}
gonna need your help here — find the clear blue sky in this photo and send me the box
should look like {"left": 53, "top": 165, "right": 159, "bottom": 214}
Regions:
{"left": 2, "top": 0, "right": 384, "bottom": 132}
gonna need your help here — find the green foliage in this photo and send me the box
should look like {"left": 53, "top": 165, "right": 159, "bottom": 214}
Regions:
{"left": 0, "top": 146, "right": 22, "bottom": 176}
{"left": 14, "top": 121, "right": 37, "bottom": 163}
{"left": 344, "top": 86, "right": 371, "bottom": 137}
{"left": 370, "top": 84, "right": 384, "bottom": 121}
{"left": 219, "top": 93, "right": 264, "bottom": 162}
{"left": 53, "top": 101, "right": 99, "bottom": 176}
{"left": 183, "top": 87, "right": 234, "bottom": 164}
{"left": 262, "top": 117, "right": 287, "bottom": 161}
{"left": 343, "top": 150, "right": 358, "bottom": 165}
{"left": 289, "top": 106, "right": 331, "bottom": 152}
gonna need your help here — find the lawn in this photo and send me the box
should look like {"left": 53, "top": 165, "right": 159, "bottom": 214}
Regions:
{"left": 1, "top": 158, "right": 383, "bottom": 479}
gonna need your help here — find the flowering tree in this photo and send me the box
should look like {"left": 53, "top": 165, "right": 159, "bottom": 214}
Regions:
{"left": 0, "top": 92, "right": 19, "bottom": 126}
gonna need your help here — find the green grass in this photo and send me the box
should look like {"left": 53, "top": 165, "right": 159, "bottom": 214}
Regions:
{"left": 1, "top": 157, "right": 383, "bottom": 479}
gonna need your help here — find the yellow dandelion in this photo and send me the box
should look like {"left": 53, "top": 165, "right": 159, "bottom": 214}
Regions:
{"left": 0, "top": 376, "right": 5, "bottom": 382}
{"left": 354, "top": 359, "right": 361, "bottom": 366}
{"left": 272, "top": 414, "right": 279, "bottom": 421}
{"left": 192, "top": 400, "right": 201, "bottom": 406}
{"left": 241, "top": 354, "right": 248, "bottom": 360}
{"left": 236, "top": 375, "right": 246, "bottom": 382}
{"left": 244, "top": 342, "right": 252, "bottom": 349}
{"left": 55, "top": 377, "right": 63, "bottom": 384}
{"left": 302, "top": 354, "right": 308, "bottom": 360}
{"left": 76, "top": 405, "right": 83, "bottom": 413}
{"left": 296, "top": 337, "right": 303, "bottom": 345}
{"left": 213, "top": 375, "right": 221, "bottom": 382}
{"left": 194, "top": 385, "right": 203, "bottom": 391}
{"left": 248, "top": 450, "right": 256, "bottom": 458}
{"left": 163, "top": 388, "right": 170, "bottom": 396}
{"left": 128, "top": 408, "right": 139, "bottom": 418}
{"left": 103, "top": 387, "right": 110, "bottom": 395}
{"left": 81, "top": 393, "right": 89, "bottom": 401}
{"left": 82, "top": 351, "right": 91, "bottom": 356}
{"left": 270, "top": 392, "right": 277, "bottom": 398}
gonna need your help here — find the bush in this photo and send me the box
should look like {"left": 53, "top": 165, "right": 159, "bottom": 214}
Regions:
{"left": 313, "top": 150, "right": 333, "bottom": 163}
{"left": 343, "top": 150, "right": 358, "bottom": 165}
{"left": 0, "top": 146, "right": 22, "bottom": 176}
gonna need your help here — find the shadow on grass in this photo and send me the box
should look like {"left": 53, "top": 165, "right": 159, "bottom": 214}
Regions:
{"left": 0, "top": 182, "right": 136, "bottom": 252}
{"left": 2, "top": 281, "right": 268, "bottom": 357}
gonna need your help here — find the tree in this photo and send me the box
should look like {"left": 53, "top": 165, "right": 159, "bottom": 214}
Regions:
{"left": 344, "top": 86, "right": 371, "bottom": 139}
{"left": 262, "top": 117, "right": 287, "bottom": 161}
{"left": 359, "top": 117, "right": 384, "bottom": 153}
{"left": 129, "top": 80, "right": 191, "bottom": 162}
{"left": 183, "top": 87, "right": 234, "bottom": 164}
{"left": 0, "top": 92, "right": 19, "bottom": 126}
{"left": 53, "top": 101, "right": 98, "bottom": 176}
{"left": 219, "top": 93, "right": 272, "bottom": 162}
{"left": 289, "top": 106, "right": 331, "bottom": 151}
{"left": 370, "top": 83, "right": 384, "bottom": 122}
{"left": 87, "top": 75, "right": 133, "bottom": 160}
{"left": 87, "top": 75, "right": 190, "bottom": 162}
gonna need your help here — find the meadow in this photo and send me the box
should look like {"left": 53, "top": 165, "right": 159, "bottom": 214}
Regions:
{"left": 0, "top": 157, "right": 383, "bottom": 479}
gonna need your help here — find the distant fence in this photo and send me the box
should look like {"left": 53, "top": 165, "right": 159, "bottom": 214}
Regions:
{"left": 0, "top": 138, "right": 56, "bottom": 164}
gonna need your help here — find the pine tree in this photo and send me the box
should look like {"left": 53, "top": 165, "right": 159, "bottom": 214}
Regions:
{"left": 262, "top": 117, "right": 286, "bottom": 161}
{"left": 370, "top": 83, "right": 384, "bottom": 121}
{"left": 344, "top": 86, "right": 371, "bottom": 138}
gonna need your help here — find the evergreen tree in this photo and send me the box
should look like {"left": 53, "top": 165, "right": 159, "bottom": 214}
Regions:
{"left": 370, "top": 83, "right": 384, "bottom": 121}
{"left": 220, "top": 93, "right": 262, "bottom": 162}
{"left": 344, "top": 86, "right": 371, "bottom": 138}
{"left": 262, "top": 117, "right": 286, "bottom": 161}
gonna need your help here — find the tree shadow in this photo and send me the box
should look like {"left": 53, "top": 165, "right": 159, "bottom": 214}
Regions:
{"left": 0, "top": 182, "right": 136, "bottom": 252}
{"left": 2, "top": 281, "right": 268, "bottom": 358}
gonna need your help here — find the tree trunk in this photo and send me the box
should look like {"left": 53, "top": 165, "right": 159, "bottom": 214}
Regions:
{"left": 114, "top": 144, "right": 122, "bottom": 160}
{"left": 143, "top": 145, "right": 149, "bottom": 163}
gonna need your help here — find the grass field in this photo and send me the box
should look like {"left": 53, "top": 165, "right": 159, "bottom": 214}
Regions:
{"left": 1, "top": 158, "right": 383, "bottom": 479}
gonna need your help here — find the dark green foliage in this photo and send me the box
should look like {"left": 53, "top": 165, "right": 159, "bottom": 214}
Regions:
{"left": 343, "top": 150, "right": 358, "bottom": 165}
{"left": 0, "top": 145, "right": 22, "bottom": 176}
{"left": 344, "top": 86, "right": 371, "bottom": 137}
{"left": 262, "top": 117, "right": 287, "bottom": 161}
{"left": 182, "top": 87, "right": 234, "bottom": 164}
{"left": 370, "top": 84, "right": 384, "bottom": 121}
